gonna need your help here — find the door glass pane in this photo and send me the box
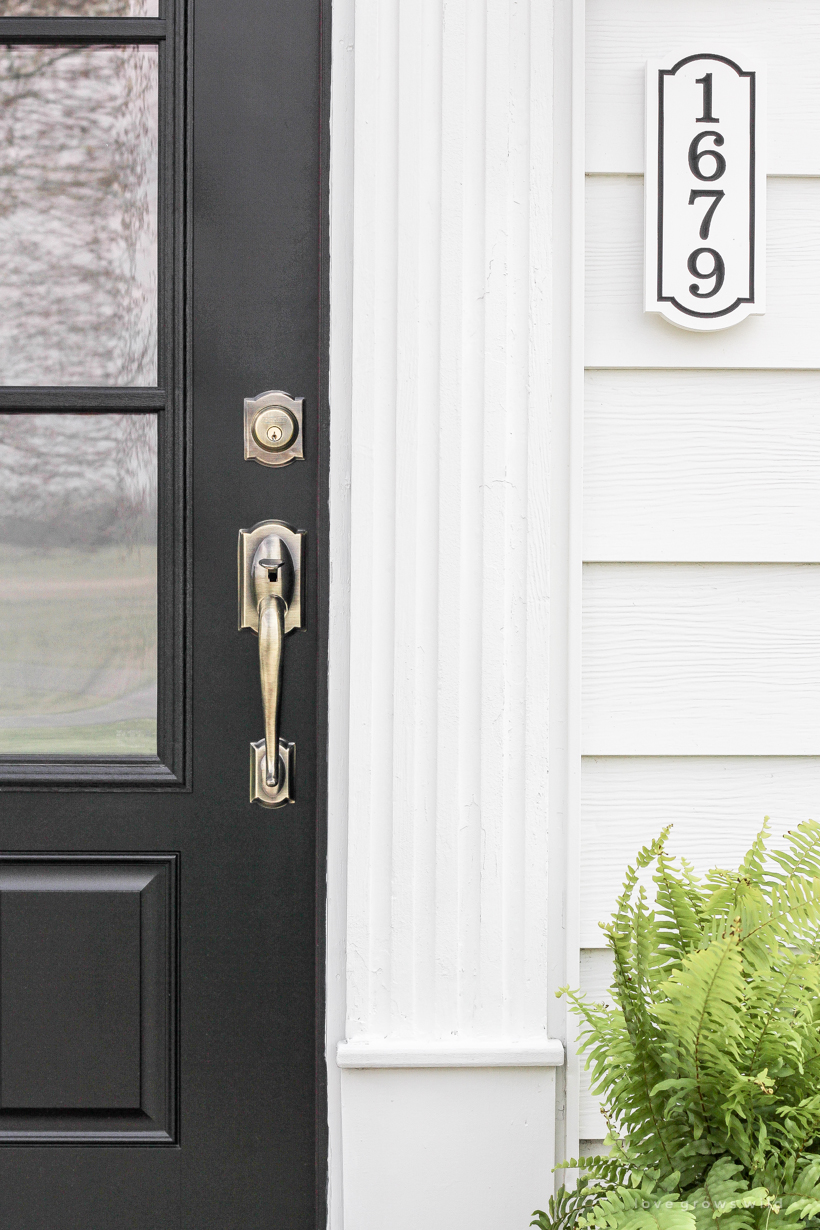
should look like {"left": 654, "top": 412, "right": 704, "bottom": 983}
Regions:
{"left": 0, "top": 414, "right": 157, "bottom": 755}
{"left": 0, "top": 45, "right": 158, "bottom": 385}
{"left": 0, "top": 1, "right": 157, "bottom": 14}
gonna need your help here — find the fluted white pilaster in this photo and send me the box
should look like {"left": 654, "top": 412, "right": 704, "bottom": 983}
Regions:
{"left": 343, "top": 0, "right": 554, "bottom": 1057}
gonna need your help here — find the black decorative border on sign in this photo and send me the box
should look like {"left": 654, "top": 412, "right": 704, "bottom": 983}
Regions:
{"left": 657, "top": 53, "right": 755, "bottom": 319}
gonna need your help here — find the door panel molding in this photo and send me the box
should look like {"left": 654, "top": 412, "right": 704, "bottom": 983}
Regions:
{"left": 0, "top": 854, "right": 177, "bottom": 1145}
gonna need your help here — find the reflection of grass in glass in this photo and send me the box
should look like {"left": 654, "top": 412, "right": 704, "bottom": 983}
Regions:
{"left": 0, "top": 541, "right": 155, "bottom": 581}
{"left": 0, "top": 593, "right": 155, "bottom": 709}
{"left": 0, "top": 543, "right": 156, "bottom": 754}
{"left": 0, "top": 718, "right": 156, "bottom": 755}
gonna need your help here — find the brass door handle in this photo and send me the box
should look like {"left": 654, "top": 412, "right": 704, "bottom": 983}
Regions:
{"left": 239, "top": 521, "right": 306, "bottom": 807}
{"left": 257, "top": 593, "right": 286, "bottom": 788}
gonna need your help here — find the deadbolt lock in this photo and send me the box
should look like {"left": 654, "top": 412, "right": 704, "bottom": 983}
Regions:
{"left": 244, "top": 390, "right": 304, "bottom": 467}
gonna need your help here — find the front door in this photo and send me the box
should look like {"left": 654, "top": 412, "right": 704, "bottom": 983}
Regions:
{"left": 0, "top": 1, "right": 327, "bottom": 1226}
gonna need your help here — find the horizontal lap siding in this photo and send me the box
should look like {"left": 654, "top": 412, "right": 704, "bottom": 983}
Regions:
{"left": 579, "top": 758, "right": 820, "bottom": 946}
{"left": 579, "top": 949, "right": 614, "bottom": 1139}
{"left": 586, "top": 0, "right": 820, "bottom": 175}
{"left": 586, "top": 177, "right": 820, "bottom": 369}
{"left": 583, "top": 563, "right": 820, "bottom": 755}
{"left": 580, "top": 0, "right": 820, "bottom": 1146}
{"left": 585, "top": 371, "right": 820, "bottom": 562}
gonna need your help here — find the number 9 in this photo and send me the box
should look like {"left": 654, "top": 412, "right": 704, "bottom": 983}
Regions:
{"left": 687, "top": 247, "right": 725, "bottom": 298}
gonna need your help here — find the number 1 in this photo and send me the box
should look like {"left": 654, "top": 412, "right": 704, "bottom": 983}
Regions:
{"left": 695, "top": 72, "right": 719, "bottom": 123}
{"left": 689, "top": 189, "right": 725, "bottom": 239}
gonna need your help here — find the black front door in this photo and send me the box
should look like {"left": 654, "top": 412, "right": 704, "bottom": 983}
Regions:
{"left": 0, "top": 1, "right": 327, "bottom": 1226}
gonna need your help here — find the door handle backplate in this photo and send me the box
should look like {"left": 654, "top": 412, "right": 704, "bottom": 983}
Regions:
{"left": 238, "top": 519, "right": 306, "bottom": 807}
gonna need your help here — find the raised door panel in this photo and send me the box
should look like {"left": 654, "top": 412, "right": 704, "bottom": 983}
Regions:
{"left": 0, "top": 856, "right": 176, "bottom": 1143}
{"left": 1, "top": 888, "right": 141, "bottom": 1109}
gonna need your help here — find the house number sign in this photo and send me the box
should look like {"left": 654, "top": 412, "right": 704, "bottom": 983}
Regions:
{"left": 645, "top": 54, "right": 766, "bottom": 331}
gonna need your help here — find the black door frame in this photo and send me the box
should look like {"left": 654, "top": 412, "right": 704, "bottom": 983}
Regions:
{"left": 314, "top": 0, "right": 332, "bottom": 1221}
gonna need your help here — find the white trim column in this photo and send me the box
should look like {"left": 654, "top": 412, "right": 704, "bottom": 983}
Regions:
{"left": 328, "top": 0, "right": 569, "bottom": 1225}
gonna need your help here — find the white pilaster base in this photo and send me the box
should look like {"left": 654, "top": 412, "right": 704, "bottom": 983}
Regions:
{"left": 340, "top": 1067, "right": 556, "bottom": 1230}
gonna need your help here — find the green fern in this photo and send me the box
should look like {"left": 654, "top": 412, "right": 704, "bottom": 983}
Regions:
{"left": 535, "top": 821, "right": 820, "bottom": 1230}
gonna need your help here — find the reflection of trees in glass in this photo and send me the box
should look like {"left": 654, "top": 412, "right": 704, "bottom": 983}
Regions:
{"left": 0, "top": 413, "right": 157, "bottom": 547}
{"left": 0, "top": 43, "right": 157, "bottom": 384}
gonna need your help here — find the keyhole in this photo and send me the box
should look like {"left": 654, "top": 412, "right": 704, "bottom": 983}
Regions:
{"left": 266, "top": 425, "right": 283, "bottom": 443}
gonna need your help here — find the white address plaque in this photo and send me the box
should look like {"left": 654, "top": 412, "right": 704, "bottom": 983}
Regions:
{"left": 645, "top": 54, "right": 766, "bottom": 332}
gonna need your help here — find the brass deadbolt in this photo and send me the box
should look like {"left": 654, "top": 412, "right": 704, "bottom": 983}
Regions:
{"left": 251, "top": 405, "right": 297, "bottom": 452}
{"left": 244, "top": 389, "right": 304, "bottom": 467}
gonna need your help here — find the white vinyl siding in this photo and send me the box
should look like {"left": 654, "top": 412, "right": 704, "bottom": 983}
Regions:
{"left": 579, "top": 0, "right": 820, "bottom": 1150}
{"left": 586, "top": 0, "right": 820, "bottom": 176}
{"left": 587, "top": 177, "right": 820, "bottom": 369}
{"left": 581, "top": 759, "right": 820, "bottom": 947}
{"left": 585, "top": 371, "right": 820, "bottom": 563}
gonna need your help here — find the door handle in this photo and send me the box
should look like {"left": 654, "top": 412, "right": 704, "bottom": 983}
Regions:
{"left": 239, "top": 520, "right": 306, "bottom": 807}
{"left": 256, "top": 546, "right": 288, "bottom": 790}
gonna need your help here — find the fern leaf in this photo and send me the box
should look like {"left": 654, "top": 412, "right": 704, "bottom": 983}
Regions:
{"left": 653, "top": 852, "right": 703, "bottom": 974}
{"left": 549, "top": 824, "right": 820, "bottom": 1230}
{"left": 739, "top": 823, "right": 771, "bottom": 885}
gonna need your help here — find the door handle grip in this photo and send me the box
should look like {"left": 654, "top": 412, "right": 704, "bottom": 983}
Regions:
{"left": 258, "top": 593, "right": 286, "bottom": 788}
{"left": 239, "top": 519, "right": 306, "bottom": 808}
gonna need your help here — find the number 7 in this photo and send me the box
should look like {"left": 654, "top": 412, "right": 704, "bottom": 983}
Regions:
{"left": 689, "top": 189, "right": 725, "bottom": 240}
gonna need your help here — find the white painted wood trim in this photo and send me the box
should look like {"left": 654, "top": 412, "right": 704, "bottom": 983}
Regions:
{"left": 545, "top": 0, "right": 584, "bottom": 1170}
{"left": 337, "top": 1039, "right": 565, "bottom": 1069}
{"left": 564, "top": 0, "right": 585, "bottom": 1166}
{"left": 326, "top": 0, "right": 355, "bottom": 1225}
{"left": 340, "top": 1069, "right": 557, "bottom": 1230}
{"left": 330, "top": 0, "right": 567, "bottom": 1220}
{"left": 342, "top": 0, "right": 553, "bottom": 1053}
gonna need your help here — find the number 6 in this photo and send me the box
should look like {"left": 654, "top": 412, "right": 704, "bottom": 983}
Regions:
{"left": 688, "top": 131, "right": 726, "bottom": 181}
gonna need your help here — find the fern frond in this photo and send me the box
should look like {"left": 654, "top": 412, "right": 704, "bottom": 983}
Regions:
{"left": 655, "top": 936, "right": 745, "bottom": 1131}
{"left": 532, "top": 1174, "right": 619, "bottom": 1230}
{"left": 545, "top": 825, "right": 820, "bottom": 1230}
{"left": 577, "top": 1175, "right": 695, "bottom": 1230}
{"left": 739, "top": 823, "right": 771, "bottom": 886}
{"left": 769, "top": 821, "right": 820, "bottom": 888}
{"left": 688, "top": 1159, "right": 772, "bottom": 1230}
{"left": 653, "top": 852, "right": 703, "bottom": 974}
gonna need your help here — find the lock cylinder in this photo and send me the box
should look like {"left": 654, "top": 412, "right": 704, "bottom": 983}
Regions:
{"left": 251, "top": 405, "right": 297, "bottom": 452}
